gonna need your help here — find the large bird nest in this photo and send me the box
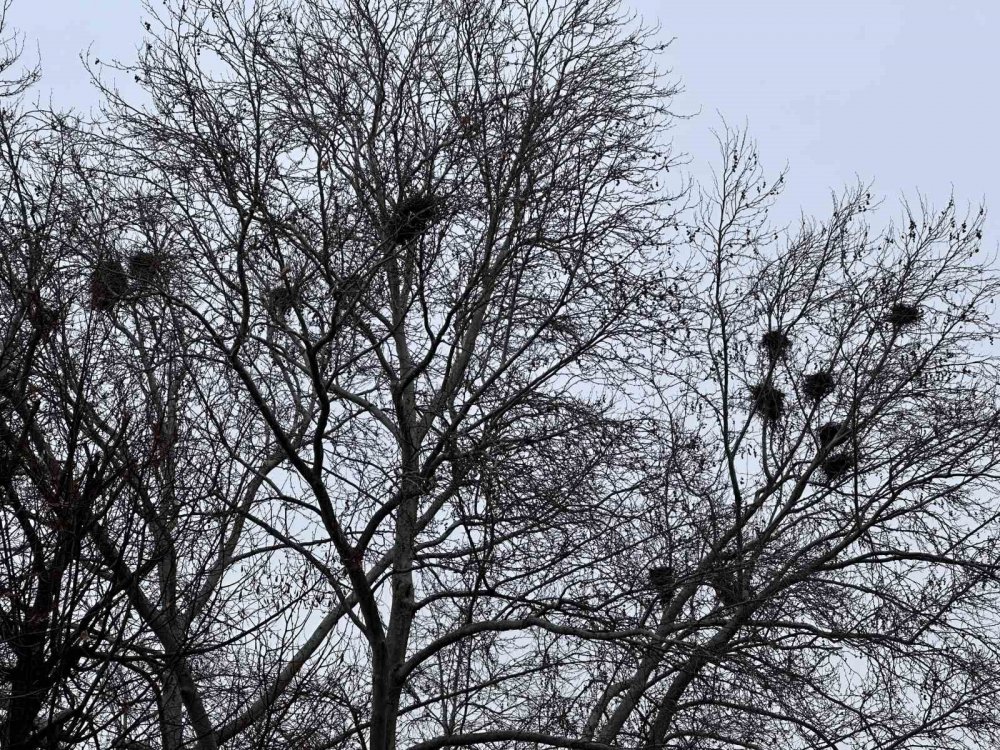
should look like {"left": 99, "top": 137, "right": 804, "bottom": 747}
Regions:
{"left": 129, "top": 251, "right": 170, "bottom": 288}
{"left": 888, "top": 302, "right": 922, "bottom": 330}
{"left": 266, "top": 284, "right": 299, "bottom": 318}
{"left": 709, "top": 566, "right": 745, "bottom": 607}
{"left": 648, "top": 566, "right": 674, "bottom": 597}
{"left": 817, "top": 421, "right": 846, "bottom": 448}
{"left": 802, "top": 370, "right": 835, "bottom": 402}
{"left": 90, "top": 258, "right": 129, "bottom": 312}
{"left": 821, "top": 451, "right": 856, "bottom": 481}
{"left": 27, "top": 293, "right": 59, "bottom": 339}
{"left": 387, "top": 193, "right": 446, "bottom": 245}
{"left": 760, "top": 329, "right": 792, "bottom": 360}
{"left": 750, "top": 383, "right": 785, "bottom": 422}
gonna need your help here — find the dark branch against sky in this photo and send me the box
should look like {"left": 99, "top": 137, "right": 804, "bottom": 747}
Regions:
{"left": 9, "top": 0, "right": 998, "bottom": 234}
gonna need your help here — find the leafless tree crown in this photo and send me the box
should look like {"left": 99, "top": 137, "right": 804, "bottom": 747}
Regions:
{"left": 2, "top": 1, "right": 1000, "bottom": 750}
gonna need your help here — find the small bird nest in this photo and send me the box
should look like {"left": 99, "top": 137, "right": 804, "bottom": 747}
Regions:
{"left": 760, "top": 329, "right": 792, "bottom": 359}
{"left": 333, "top": 274, "right": 363, "bottom": 309}
{"left": 648, "top": 566, "right": 674, "bottom": 597}
{"left": 387, "top": 193, "right": 445, "bottom": 245}
{"left": 266, "top": 284, "right": 299, "bottom": 318}
{"left": 709, "top": 567, "right": 743, "bottom": 607}
{"left": 888, "top": 302, "right": 922, "bottom": 330}
{"left": 27, "top": 295, "right": 59, "bottom": 339}
{"left": 821, "top": 451, "right": 855, "bottom": 481}
{"left": 90, "top": 258, "right": 129, "bottom": 312}
{"left": 750, "top": 383, "right": 785, "bottom": 422}
{"left": 818, "top": 421, "right": 844, "bottom": 448}
{"left": 129, "top": 251, "right": 169, "bottom": 287}
{"left": 34, "top": 305, "right": 59, "bottom": 338}
{"left": 802, "top": 370, "right": 835, "bottom": 402}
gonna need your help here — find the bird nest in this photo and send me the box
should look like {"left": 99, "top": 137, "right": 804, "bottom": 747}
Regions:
{"left": 817, "top": 421, "right": 845, "bottom": 448}
{"left": 387, "top": 193, "right": 446, "bottom": 245}
{"left": 888, "top": 302, "right": 922, "bottom": 330}
{"left": 648, "top": 566, "right": 674, "bottom": 596}
{"left": 129, "top": 251, "right": 170, "bottom": 287}
{"left": 266, "top": 284, "right": 299, "bottom": 318}
{"left": 802, "top": 370, "right": 835, "bottom": 402}
{"left": 760, "top": 329, "right": 792, "bottom": 359}
{"left": 750, "top": 383, "right": 785, "bottom": 422}
{"left": 27, "top": 294, "right": 59, "bottom": 338}
{"left": 333, "top": 274, "right": 363, "bottom": 310}
{"left": 90, "top": 258, "right": 129, "bottom": 312}
{"left": 821, "top": 451, "right": 856, "bottom": 481}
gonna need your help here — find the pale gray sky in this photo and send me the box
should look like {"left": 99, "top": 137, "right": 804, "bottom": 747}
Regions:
{"left": 10, "top": 0, "right": 997, "bottom": 232}
{"left": 646, "top": 1, "right": 998, "bottom": 229}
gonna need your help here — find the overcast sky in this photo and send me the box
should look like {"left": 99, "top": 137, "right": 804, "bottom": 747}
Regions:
{"left": 646, "top": 0, "right": 998, "bottom": 232}
{"left": 9, "top": 0, "right": 997, "bottom": 234}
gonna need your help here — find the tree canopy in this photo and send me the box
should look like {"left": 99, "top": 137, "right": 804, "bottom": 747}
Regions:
{"left": 2, "top": 1, "right": 1000, "bottom": 749}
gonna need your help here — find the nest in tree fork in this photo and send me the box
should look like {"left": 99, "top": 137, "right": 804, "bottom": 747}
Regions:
{"left": 750, "top": 383, "right": 785, "bottom": 422}
{"left": 266, "top": 284, "right": 299, "bottom": 318}
{"left": 387, "top": 193, "right": 445, "bottom": 245}
{"left": 802, "top": 370, "right": 835, "bottom": 402}
{"left": 333, "top": 274, "right": 363, "bottom": 310}
{"left": 90, "top": 258, "right": 129, "bottom": 312}
{"left": 818, "top": 421, "right": 846, "bottom": 448}
{"left": 34, "top": 306, "right": 59, "bottom": 339}
{"left": 888, "top": 302, "right": 922, "bottom": 330}
{"left": 648, "top": 566, "right": 674, "bottom": 597}
{"left": 821, "top": 451, "right": 856, "bottom": 481}
{"left": 129, "top": 251, "right": 169, "bottom": 287}
{"left": 760, "top": 329, "right": 791, "bottom": 359}
{"left": 27, "top": 294, "right": 59, "bottom": 338}
{"left": 709, "top": 567, "right": 744, "bottom": 607}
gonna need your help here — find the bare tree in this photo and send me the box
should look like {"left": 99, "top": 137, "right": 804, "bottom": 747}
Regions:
{"left": 81, "top": 0, "right": 678, "bottom": 747}
{"left": 0, "top": 17, "right": 144, "bottom": 746}
{"left": 581, "top": 130, "right": 1000, "bottom": 750}
{"left": 6, "top": 0, "right": 1000, "bottom": 749}
{"left": 0, "top": 9, "right": 292, "bottom": 747}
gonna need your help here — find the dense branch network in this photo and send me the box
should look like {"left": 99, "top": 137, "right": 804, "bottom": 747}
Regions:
{"left": 1, "top": 1, "right": 1000, "bottom": 750}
